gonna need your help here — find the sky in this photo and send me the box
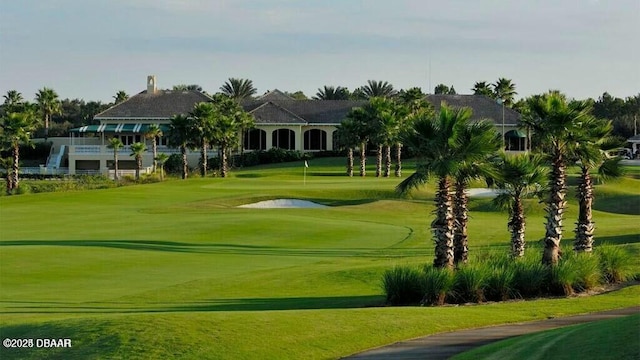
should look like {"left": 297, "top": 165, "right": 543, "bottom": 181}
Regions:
{"left": 1, "top": 0, "right": 638, "bottom": 103}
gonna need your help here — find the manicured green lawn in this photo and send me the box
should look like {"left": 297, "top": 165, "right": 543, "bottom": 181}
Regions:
{"left": 1, "top": 158, "right": 639, "bottom": 359}
{"left": 452, "top": 313, "right": 640, "bottom": 360}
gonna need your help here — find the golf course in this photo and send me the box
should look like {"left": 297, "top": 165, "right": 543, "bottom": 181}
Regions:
{"left": 1, "top": 158, "right": 639, "bottom": 359}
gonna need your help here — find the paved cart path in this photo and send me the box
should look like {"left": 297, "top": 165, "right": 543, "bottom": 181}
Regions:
{"left": 343, "top": 306, "right": 640, "bottom": 360}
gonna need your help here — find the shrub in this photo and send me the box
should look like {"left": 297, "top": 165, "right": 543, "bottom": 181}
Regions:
{"left": 164, "top": 154, "right": 184, "bottom": 175}
{"left": 596, "top": 245, "right": 635, "bottom": 283}
{"left": 453, "top": 264, "right": 489, "bottom": 303}
{"left": 422, "top": 266, "right": 455, "bottom": 306}
{"left": 382, "top": 266, "right": 425, "bottom": 306}
{"left": 512, "top": 254, "right": 549, "bottom": 298}
{"left": 571, "top": 253, "right": 602, "bottom": 292}
{"left": 485, "top": 268, "right": 516, "bottom": 302}
{"left": 550, "top": 258, "right": 580, "bottom": 296}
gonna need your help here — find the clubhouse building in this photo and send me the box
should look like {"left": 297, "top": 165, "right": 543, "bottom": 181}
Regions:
{"left": 54, "top": 76, "right": 525, "bottom": 176}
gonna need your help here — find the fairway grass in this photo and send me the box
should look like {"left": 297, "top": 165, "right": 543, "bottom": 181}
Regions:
{"left": 1, "top": 159, "right": 639, "bottom": 359}
{"left": 452, "top": 312, "right": 640, "bottom": 360}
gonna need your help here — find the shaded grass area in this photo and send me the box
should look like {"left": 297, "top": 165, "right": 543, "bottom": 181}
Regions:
{"left": 452, "top": 313, "right": 640, "bottom": 360}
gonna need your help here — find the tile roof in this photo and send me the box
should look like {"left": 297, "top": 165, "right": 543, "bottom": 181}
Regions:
{"left": 256, "top": 89, "right": 295, "bottom": 101}
{"left": 248, "top": 102, "right": 307, "bottom": 124}
{"left": 95, "top": 90, "right": 213, "bottom": 119}
{"left": 425, "top": 94, "right": 521, "bottom": 125}
{"left": 242, "top": 100, "right": 367, "bottom": 125}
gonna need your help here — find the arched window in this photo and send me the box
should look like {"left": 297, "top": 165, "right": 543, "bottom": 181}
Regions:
{"left": 244, "top": 129, "right": 266, "bottom": 150}
{"left": 304, "top": 129, "right": 327, "bottom": 151}
{"left": 272, "top": 129, "right": 295, "bottom": 150}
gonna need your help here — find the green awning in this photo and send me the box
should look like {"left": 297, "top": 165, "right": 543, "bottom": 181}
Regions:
{"left": 71, "top": 123, "right": 171, "bottom": 134}
{"left": 505, "top": 130, "right": 527, "bottom": 138}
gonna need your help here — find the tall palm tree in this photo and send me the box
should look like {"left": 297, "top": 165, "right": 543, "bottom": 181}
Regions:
{"left": 472, "top": 81, "right": 494, "bottom": 97}
{"left": 167, "top": 114, "right": 194, "bottom": 179}
{"left": 397, "top": 89, "right": 431, "bottom": 177}
{"left": 210, "top": 94, "right": 247, "bottom": 177}
{"left": 219, "top": 78, "right": 257, "bottom": 101}
{"left": 314, "top": 86, "right": 350, "bottom": 100}
{"left": 144, "top": 124, "right": 163, "bottom": 173}
{"left": 572, "top": 116, "right": 623, "bottom": 253}
{"left": 345, "top": 102, "right": 378, "bottom": 177}
{"left": 361, "top": 80, "right": 397, "bottom": 99}
{"left": 397, "top": 104, "right": 474, "bottom": 269}
{"left": 493, "top": 78, "right": 517, "bottom": 107}
{"left": 107, "top": 137, "right": 124, "bottom": 180}
{"left": 190, "top": 102, "right": 216, "bottom": 177}
{"left": 0, "top": 156, "right": 13, "bottom": 194}
{"left": 3, "top": 90, "right": 24, "bottom": 112}
{"left": 492, "top": 153, "right": 548, "bottom": 257}
{"left": 129, "top": 142, "right": 147, "bottom": 180}
{"left": 451, "top": 121, "right": 501, "bottom": 264}
{"left": 335, "top": 118, "right": 361, "bottom": 176}
{"left": 155, "top": 153, "right": 169, "bottom": 181}
{"left": 527, "top": 91, "right": 586, "bottom": 265}
{"left": 0, "top": 110, "right": 37, "bottom": 193}
{"left": 35, "top": 87, "right": 61, "bottom": 140}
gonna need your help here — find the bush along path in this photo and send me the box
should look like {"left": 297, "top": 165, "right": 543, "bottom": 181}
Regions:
{"left": 343, "top": 306, "right": 640, "bottom": 360}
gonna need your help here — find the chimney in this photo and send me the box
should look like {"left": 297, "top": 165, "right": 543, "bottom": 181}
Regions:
{"left": 147, "top": 75, "right": 157, "bottom": 94}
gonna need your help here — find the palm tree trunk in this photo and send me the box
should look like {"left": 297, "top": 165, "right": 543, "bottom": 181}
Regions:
{"left": 510, "top": 192, "right": 526, "bottom": 257}
{"left": 433, "top": 176, "right": 455, "bottom": 269}
{"left": 359, "top": 141, "right": 366, "bottom": 177}
{"left": 395, "top": 143, "right": 402, "bottom": 177}
{"left": 220, "top": 144, "right": 228, "bottom": 178}
{"left": 347, "top": 148, "right": 354, "bottom": 177}
{"left": 383, "top": 145, "right": 391, "bottom": 177}
{"left": 542, "top": 150, "right": 566, "bottom": 265}
{"left": 152, "top": 140, "right": 157, "bottom": 173}
{"left": 181, "top": 145, "right": 188, "bottom": 179}
{"left": 453, "top": 178, "right": 469, "bottom": 265}
{"left": 44, "top": 114, "right": 50, "bottom": 140}
{"left": 135, "top": 156, "right": 141, "bottom": 180}
{"left": 574, "top": 166, "right": 594, "bottom": 253}
{"left": 113, "top": 151, "right": 119, "bottom": 180}
{"left": 11, "top": 144, "right": 19, "bottom": 191}
{"left": 200, "top": 140, "right": 208, "bottom": 177}
{"left": 5, "top": 170, "right": 13, "bottom": 195}
{"left": 375, "top": 144, "right": 382, "bottom": 177}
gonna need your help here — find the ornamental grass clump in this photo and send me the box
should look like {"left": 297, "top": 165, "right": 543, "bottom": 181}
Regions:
{"left": 596, "top": 245, "right": 635, "bottom": 283}
{"left": 382, "top": 266, "right": 425, "bottom": 305}
{"left": 512, "top": 254, "right": 549, "bottom": 298}
{"left": 452, "top": 264, "right": 489, "bottom": 303}
{"left": 422, "top": 266, "right": 455, "bottom": 306}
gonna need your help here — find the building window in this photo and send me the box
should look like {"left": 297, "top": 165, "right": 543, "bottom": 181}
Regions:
{"left": 505, "top": 130, "right": 527, "bottom": 151}
{"left": 272, "top": 129, "right": 295, "bottom": 150}
{"left": 244, "top": 129, "right": 266, "bottom": 150}
{"left": 304, "top": 129, "right": 327, "bottom": 151}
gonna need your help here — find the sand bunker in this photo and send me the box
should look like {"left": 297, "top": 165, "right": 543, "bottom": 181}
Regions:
{"left": 238, "top": 199, "right": 328, "bottom": 209}
{"left": 466, "top": 188, "right": 504, "bottom": 198}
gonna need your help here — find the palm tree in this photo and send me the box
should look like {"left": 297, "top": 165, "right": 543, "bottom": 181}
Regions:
{"left": 572, "top": 116, "right": 623, "bottom": 253}
{"left": 451, "top": 121, "right": 501, "bottom": 264}
{"left": 314, "top": 86, "right": 350, "bottom": 100}
{"left": 397, "top": 104, "right": 474, "bottom": 269}
{"left": 210, "top": 94, "right": 247, "bottom": 177}
{"left": 344, "top": 103, "right": 377, "bottom": 177}
{"left": 493, "top": 78, "right": 517, "bottom": 107}
{"left": 167, "top": 114, "right": 194, "bottom": 179}
{"left": 190, "top": 102, "right": 216, "bottom": 177}
{"left": 155, "top": 153, "right": 169, "bottom": 181}
{"left": 397, "top": 88, "right": 431, "bottom": 177}
{"left": 335, "top": 118, "right": 361, "bottom": 176}
{"left": 113, "top": 90, "right": 129, "bottom": 104}
{"left": 492, "top": 153, "right": 548, "bottom": 257}
{"left": 220, "top": 78, "right": 257, "bottom": 101}
{"left": 3, "top": 90, "right": 24, "bottom": 112}
{"left": 144, "top": 124, "right": 163, "bottom": 173}
{"left": 173, "top": 84, "right": 203, "bottom": 92}
{"left": 129, "top": 142, "right": 147, "bottom": 180}
{"left": 35, "top": 87, "right": 61, "bottom": 140}
{"left": 434, "top": 84, "right": 456, "bottom": 95}
{"left": 0, "top": 156, "right": 13, "bottom": 194}
{"left": 472, "top": 81, "right": 494, "bottom": 97}
{"left": 527, "top": 91, "right": 586, "bottom": 265}
{"left": 107, "top": 137, "right": 124, "bottom": 180}
{"left": 0, "top": 110, "right": 37, "bottom": 193}
{"left": 361, "top": 80, "right": 397, "bottom": 99}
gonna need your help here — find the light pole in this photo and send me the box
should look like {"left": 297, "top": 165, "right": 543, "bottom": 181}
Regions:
{"left": 497, "top": 98, "right": 505, "bottom": 149}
